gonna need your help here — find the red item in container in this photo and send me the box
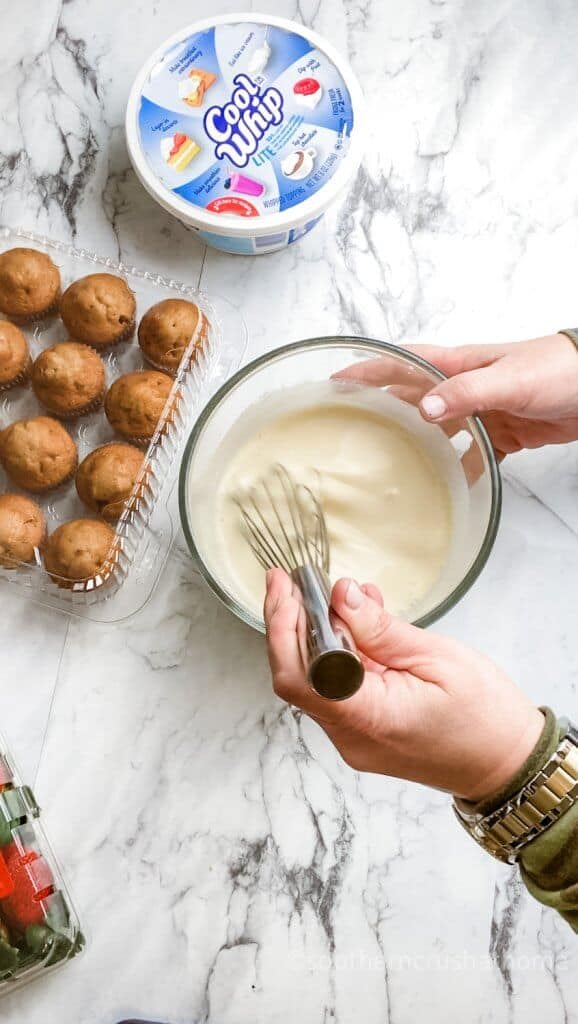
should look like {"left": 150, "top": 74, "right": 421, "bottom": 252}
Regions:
{"left": 0, "top": 851, "right": 14, "bottom": 899}
{"left": 0, "top": 843, "right": 54, "bottom": 933}
{"left": 293, "top": 77, "right": 320, "bottom": 96}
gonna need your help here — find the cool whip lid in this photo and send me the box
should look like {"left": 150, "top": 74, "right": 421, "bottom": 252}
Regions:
{"left": 126, "top": 14, "right": 365, "bottom": 234}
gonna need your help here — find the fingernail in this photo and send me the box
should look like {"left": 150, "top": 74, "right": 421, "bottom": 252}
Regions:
{"left": 421, "top": 395, "right": 447, "bottom": 420}
{"left": 265, "top": 569, "right": 274, "bottom": 586}
{"left": 345, "top": 579, "right": 364, "bottom": 609}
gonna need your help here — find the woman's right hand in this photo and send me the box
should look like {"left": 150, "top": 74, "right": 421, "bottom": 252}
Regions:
{"left": 337, "top": 333, "right": 578, "bottom": 459}
{"left": 265, "top": 569, "right": 544, "bottom": 801}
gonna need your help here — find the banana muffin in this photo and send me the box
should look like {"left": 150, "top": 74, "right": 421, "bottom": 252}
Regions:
{"left": 104, "top": 370, "right": 173, "bottom": 443}
{"left": 0, "top": 321, "right": 30, "bottom": 389}
{"left": 76, "top": 443, "right": 144, "bottom": 521}
{"left": 44, "top": 518, "right": 116, "bottom": 587}
{"left": 0, "top": 494, "right": 45, "bottom": 568}
{"left": 138, "top": 298, "right": 208, "bottom": 374}
{"left": 0, "top": 248, "right": 61, "bottom": 319}
{"left": 31, "top": 341, "right": 105, "bottom": 418}
{"left": 60, "top": 273, "right": 136, "bottom": 348}
{"left": 0, "top": 416, "right": 77, "bottom": 492}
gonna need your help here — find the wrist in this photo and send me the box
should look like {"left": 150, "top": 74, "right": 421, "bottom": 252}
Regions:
{"left": 453, "top": 712, "right": 577, "bottom": 864}
{"left": 457, "top": 705, "right": 546, "bottom": 803}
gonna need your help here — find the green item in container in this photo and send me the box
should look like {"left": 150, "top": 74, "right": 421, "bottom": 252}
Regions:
{"left": 0, "top": 939, "right": 19, "bottom": 973}
{"left": 0, "top": 814, "right": 10, "bottom": 848}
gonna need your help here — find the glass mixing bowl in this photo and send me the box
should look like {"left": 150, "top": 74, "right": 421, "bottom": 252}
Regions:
{"left": 179, "top": 337, "right": 502, "bottom": 630}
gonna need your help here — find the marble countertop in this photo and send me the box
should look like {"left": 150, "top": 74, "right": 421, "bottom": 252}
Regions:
{"left": 1, "top": 1, "right": 578, "bottom": 1021}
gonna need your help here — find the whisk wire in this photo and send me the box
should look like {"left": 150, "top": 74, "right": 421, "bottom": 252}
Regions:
{"left": 235, "top": 462, "right": 363, "bottom": 701}
{"left": 237, "top": 495, "right": 292, "bottom": 573}
{"left": 280, "top": 468, "right": 311, "bottom": 570}
{"left": 263, "top": 474, "right": 299, "bottom": 570}
{"left": 237, "top": 463, "right": 328, "bottom": 574}
{"left": 235, "top": 466, "right": 325, "bottom": 577}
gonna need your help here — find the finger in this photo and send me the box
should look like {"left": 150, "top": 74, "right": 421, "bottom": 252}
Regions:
{"left": 386, "top": 384, "right": 425, "bottom": 406}
{"left": 265, "top": 570, "right": 341, "bottom": 716}
{"left": 401, "top": 344, "right": 504, "bottom": 376}
{"left": 360, "top": 583, "right": 385, "bottom": 670}
{"left": 264, "top": 567, "right": 292, "bottom": 623}
{"left": 331, "top": 577, "right": 444, "bottom": 671}
{"left": 332, "top": 356, "right": 425, "bottom": 389}
{"left": 361, "top": 582, "right": 384, "bottom": 606}
{"left": 419, "top": 361, "right": 519, "bottom": 423}
{"left": 264, "top": 569, "right": 304, "bottom": 684}
{"left": 333, "top": 344, "right": 505, "bottom": 389}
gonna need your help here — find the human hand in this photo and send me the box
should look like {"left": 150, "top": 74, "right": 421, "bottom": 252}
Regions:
{"left": 336, "top": 334, "right": 578, "bottom": 459}
{"left": 265, "top": 568, "right": 544, "bottom": 800}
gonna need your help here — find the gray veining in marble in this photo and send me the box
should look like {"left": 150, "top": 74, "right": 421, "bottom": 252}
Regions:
{"left": 1, "top": 1, "right": 578, "bottom": 1022}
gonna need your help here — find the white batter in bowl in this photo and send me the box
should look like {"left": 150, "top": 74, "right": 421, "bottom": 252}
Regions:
{"left": 209, "top": 394, "right": 453, "bottom": 620}
{"left": 179, "top": 338, "right": 501, "bottom": 631}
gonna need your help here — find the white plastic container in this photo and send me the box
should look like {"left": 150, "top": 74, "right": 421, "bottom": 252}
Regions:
{"left": 126, "top": 14, "right": 365, "bottom": 255}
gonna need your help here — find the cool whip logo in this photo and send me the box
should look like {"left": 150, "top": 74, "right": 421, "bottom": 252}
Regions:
{"left": 204, "top": 74, "right": 283, "bottom": 168}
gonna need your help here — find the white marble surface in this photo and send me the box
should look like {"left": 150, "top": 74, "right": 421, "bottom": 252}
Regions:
{"left": 1, "top": 1, "right": 578, "bottom": 1021}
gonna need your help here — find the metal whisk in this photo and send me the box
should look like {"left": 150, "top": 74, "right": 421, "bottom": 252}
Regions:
{"left": 236, "top": 464, "right": 364, "bottom": 700}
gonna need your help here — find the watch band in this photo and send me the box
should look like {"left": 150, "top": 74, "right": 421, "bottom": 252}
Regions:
{"left": 558, "top": 328, "right": 578, "bottom": 349}
{"left": 453, "top": 719, "right": 578, "bottom": 864}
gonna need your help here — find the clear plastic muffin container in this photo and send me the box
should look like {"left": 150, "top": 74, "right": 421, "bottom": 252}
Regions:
{"left": 0, "top": 730, "right": 84, "bottom": 997}
{"left": 0, "top": 226, "right": 247, "bottom": 621}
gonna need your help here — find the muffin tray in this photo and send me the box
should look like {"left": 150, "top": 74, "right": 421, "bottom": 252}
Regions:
{"left": 0, "top": 729, "right": 83, "bottom": 997}
{"left": 0, "top": 226, "right": 247, "bottom": 621}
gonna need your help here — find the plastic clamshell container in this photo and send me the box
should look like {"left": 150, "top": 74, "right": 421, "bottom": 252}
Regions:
{"left": 0, "top": 226, "right": 247, "bottom": 621}
{"left": 0, "top": 731, "right": 84, "bottom": 996}
{"left": 126, "top": 14, "right": 366, "bottom": 254}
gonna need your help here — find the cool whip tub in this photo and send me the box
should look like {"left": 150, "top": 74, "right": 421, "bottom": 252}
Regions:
{"left": 126, "top": 14, "right": 365, "bottom": 254}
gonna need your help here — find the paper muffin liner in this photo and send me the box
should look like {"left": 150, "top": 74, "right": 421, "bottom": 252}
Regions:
{"left": 43, "top": 387, "right": 106, "bottom": 422}
{"left": 121, "top": 430, "right": 155, "bottom": 449}
{"left": 0, "top": 355, "right": 32, "bottom": 391}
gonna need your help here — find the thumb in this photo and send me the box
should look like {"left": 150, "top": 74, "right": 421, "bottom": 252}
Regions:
{"left": 331, "top": 578, "right": 441, "bottom": 671}
{"left": 419, "top": 361, "right": 515, "bottom": 422}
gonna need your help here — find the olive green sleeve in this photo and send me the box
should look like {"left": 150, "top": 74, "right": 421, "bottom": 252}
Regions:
{"left": 468, "top": 708, "right": 578, "bottom": 932}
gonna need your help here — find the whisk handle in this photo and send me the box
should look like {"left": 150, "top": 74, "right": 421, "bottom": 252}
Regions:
{"left": 291, "top": 566, "right": 364, "bottom": 701}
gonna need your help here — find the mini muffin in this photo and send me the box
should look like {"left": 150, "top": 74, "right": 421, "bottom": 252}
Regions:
{"left": 138, "top": 298, "right": 208, "bottom": 374}
{"left": 60, "top": 273, "right": 136, "bottom": 348}
{"left": 0, "top": 416, "right": 77, "bottom": 493}
{"left": 0, "top": 248, "right": 61, "bottom": 319}
{"left": 76, "top": 443, "right": 144, "bottom": 521}
{"left": 44, "top": 518, "right": 116, "bottom": 587}
{"left": 104, "top": 370, "right": 173, "bottom": 443}
{"left": 0, "top": 321, "right": 30, "bottom": 389}
{"left": 0, "top": 494, "right": 45, "bottom": 568}
{"left": 31, "top": 341, "right": 105, "bottom": 419}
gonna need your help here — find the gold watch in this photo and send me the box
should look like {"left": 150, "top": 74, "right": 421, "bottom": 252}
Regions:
{"left": 453, "top": 719, "right": 578, "bottom": 864}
